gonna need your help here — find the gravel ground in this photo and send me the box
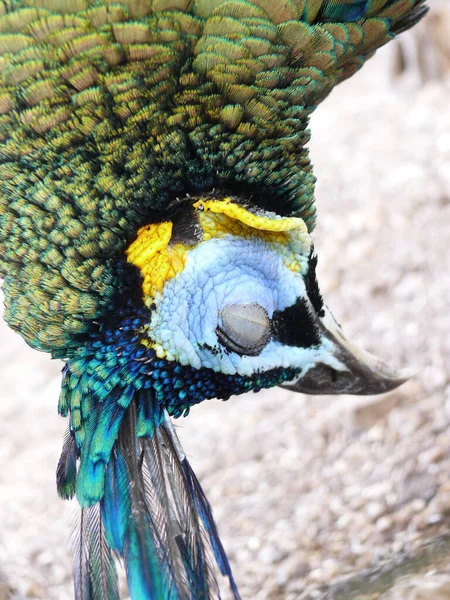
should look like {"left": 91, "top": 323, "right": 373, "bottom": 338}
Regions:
{"left": 1, "top": 34, "right": 450, "bottom": 600}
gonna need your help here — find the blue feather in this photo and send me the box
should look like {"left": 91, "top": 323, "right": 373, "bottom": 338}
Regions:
{"left": 322, "top": 0, "right": 370, "bottom": 22}
{"left": 181, "top": 456, "right": 241, "bottom": 600}
{"left": 101, "top": 446, "right": 130, "bottom": 553}
{"left": 115, "top": 403, "right": 174, "bottom": 600}
{"left": 65, "top": 386, "right": 240, "bottom": 599}
{"left": 76, "top": 394, "right": 128, "bottom": 506}
{"left": 124, "top": 523, "right": 169, "bottom": 600}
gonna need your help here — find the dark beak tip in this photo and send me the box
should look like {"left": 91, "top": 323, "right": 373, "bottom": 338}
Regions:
{"left": 277, "top": 303, "right": 417, "bottom": 398}
{"left": 279, "top": 365, "right": 414, "bottom": 397}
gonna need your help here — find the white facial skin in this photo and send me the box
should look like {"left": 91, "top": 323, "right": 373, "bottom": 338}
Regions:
{"left": 147, "top": 234, "right": 343, "bottom": 377}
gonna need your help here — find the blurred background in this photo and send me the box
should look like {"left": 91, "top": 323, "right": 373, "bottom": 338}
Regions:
{"left": 1, "top": 5, "right": 450, "bottom": 599}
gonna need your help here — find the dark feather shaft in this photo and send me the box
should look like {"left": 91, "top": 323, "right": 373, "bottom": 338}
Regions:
{"left": 56, "top": 427, "right": 77, "bottom": 500}
{"left": 73, "top": 509, "right": 90, "bottom": 600}
{"left": 73, "top": 505, "right": 120, "bottom": 600}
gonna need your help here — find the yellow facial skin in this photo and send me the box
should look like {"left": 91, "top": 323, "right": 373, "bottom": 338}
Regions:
{"left": 126, "top": 221, "right": 189, "bottom": 305}
{"left": 125, "top": 197, "right": 311, "bottom": 306}
{"left": 194, "top": 198, "right": 306, "bottom": 236}
{"left": 196, "top": 198, "right": 310, "bottom": 275}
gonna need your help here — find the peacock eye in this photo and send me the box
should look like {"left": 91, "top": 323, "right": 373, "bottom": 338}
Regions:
{"left": 217, "top": 303, "right": 271, "bottom": 356}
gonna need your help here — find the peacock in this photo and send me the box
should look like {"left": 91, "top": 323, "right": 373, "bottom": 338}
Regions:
{"left": 0, "top": 1, "right": 428, "bottom": 598}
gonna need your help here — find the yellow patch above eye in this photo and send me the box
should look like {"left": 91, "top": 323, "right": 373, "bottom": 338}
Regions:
{"left": 194, "top": 198, "right": 307, "bottom": 235}
{"left": 125, "top": 196, "right": 311, "bottom": 304}
{"left": 194, "top": 197, "right": 310, "bottom": 274}
{"left": 125, "top": 222, "right": 188, "bottom": 305}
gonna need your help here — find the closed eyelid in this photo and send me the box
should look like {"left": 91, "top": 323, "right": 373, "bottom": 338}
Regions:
{"left": 216, "top": 303, "right": 271, "bottom": 357}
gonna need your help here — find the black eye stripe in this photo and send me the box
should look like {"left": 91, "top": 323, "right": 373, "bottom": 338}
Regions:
{"left": 304, "top": 248, "right": 325, "bottom": 318}
{"left": 271, "top": 298, "right": 321, "bottom": 348}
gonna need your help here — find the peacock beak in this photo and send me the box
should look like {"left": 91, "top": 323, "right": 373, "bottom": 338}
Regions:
{"left": 280, "top": 307, "right": 412, "bottom": 396}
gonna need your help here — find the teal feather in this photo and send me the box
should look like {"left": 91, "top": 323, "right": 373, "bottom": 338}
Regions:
{"left": 101, "top": 445, "right": 130, "bottom": 554}
{"left": 321, "top": 1, "right": 370, "bottom": 22}
{"left": 76, "top": 395, "right": 127, "bottom": 506}
{"left": 61, "top": 385, "right": 241, "bottom": 599}
{"left": 118, "top": 411, "right": 169, "bottom": 600}
{"left": 180, "top": 437, "right": 240, "bottom": 598}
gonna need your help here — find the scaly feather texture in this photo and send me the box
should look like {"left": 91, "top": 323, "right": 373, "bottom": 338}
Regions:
{"left": 0, "top": 0, "right": 426, "bottom": 352}
{"left": 0, "top": 2, "right": 428, "bottom": 599}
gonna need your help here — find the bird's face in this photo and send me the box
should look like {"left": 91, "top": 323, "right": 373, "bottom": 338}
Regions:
{"left": 125, "top": 196, "right": 408, "bottom": 412}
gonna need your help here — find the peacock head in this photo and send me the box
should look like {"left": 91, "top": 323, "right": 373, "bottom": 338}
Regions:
{"left": 124, "top": 195, "right": 409, "bottom": 414}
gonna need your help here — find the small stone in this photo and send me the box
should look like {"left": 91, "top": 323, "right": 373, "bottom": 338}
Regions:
{"left": 366, "top": 424, "right": 386, "bottom": 442}
{"left": 366, "top": 501, "right": 386, "bottom": 521}
{"left": 431, "top": 483, "right": 450, "bottom": 515}
{"left": 362, "top": 481, "right": 393, "bottom": 501}
{"left": 419, "top": 444, "right": 446, "bottom": 468}
{"left": 425, "top": 513, "right": 443, "bottom": 525}
{"left": 276, "top": 555, "right": 309, "bottom": 587}
{"left": 376, "top": 515, "right": 394, "bottom": 533}
{"left": 247, "top": 536, "right": 262, "bottom": 551}
{"left": 396, "top": 499, "right": 427, "bottom": 527}
{"left": 397, "top": 472, "right": 438, "bottom": 505}
{"left": 36, "top": 551, "right": 54, "bottom": 567}
{"left": 258, "top": 544, "right": 286, "bottom": 566}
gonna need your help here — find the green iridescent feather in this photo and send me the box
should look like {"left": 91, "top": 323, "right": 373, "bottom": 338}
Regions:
{"left": 0, "top": 0, "right": 427, "bottom": 354}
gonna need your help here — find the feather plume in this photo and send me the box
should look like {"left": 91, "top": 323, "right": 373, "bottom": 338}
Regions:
{"left": 56, "top": 426, "right": 78, "bottom": 500}
{"left": 104, "top": 401, "right": 241, "bottom": 599}
{"left": 73, "top": 504, "right": 120, "bottom": 600}
{"left": 82, "top": 397, "right": 242, "bottom": 599}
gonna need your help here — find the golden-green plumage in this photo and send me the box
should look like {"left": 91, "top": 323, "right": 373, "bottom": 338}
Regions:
{"left": 0, "top": 0, "right": 427, "bottom": 353}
